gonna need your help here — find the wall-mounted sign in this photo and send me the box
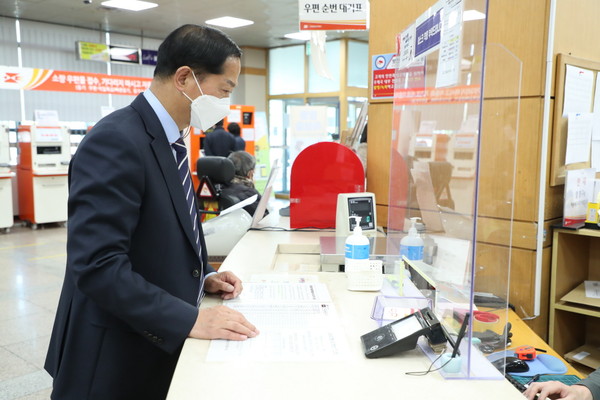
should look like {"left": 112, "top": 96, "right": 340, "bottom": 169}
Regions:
{"left": 141, "top": 49, "right": 158, "bottom": 66}
{"left": 109, "top": 45, "right": 140, "bottom": 65}
{"left": 76, "top": 41, "right": 109, "bottom": 62}
{"left": 414, "top": 7, "right": 442, "bottom": 58}
{"left": 299, "top": 0, "right": 368, "bottom": 30}
{"left": 0, "top": 65, "right": 151, "bottom": 96}
{"left": 372, "top": 53, "right": 398, "bottom": 99}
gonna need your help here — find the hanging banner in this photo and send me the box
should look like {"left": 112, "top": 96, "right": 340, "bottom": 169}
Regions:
{"left": 393, "top": 84, "right": 480, "bottom": 106}
{"left": 299, "top": 0, "right": 368, "bottom": 30}
{"left": 0, "top": 65, "right": 151, "bottom": 96}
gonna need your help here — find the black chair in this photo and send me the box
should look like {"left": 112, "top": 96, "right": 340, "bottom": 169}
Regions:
{"left": 196, "top": 156, "right": 240, "bottom": 218}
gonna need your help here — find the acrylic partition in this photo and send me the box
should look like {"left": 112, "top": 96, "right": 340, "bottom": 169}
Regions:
{"left": 385, "top": 0, "right": 522, "bottom": 379}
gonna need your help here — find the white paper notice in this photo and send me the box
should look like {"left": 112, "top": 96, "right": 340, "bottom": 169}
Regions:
{"left": 566, "top": 113, "right": 593, "bottom": 164}
{"left": 563, "top": 65, "right": 594, "bottom": 117}
{"left": 592, "top": 74, "right": 600, "bottom": 140}
{"left": 592, "top": 141, "right": 600, "bottom": 170}
{"left": 584, "top": 280, "right": 600, "bottom": 299}
{"left": 206, "top": 283, "right": 349, "bottom": 362}
{"left": 398, "top": 23, "right": 416, "bottom": 69}
{"left": 229, "top": 282, "right": 332, "bottom": 303}
{"left": 436, "top": 0, "right": 463, "bottom": 88}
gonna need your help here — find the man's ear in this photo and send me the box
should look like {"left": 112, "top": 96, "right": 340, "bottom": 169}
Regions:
{"left": 173, "top": 66, "right": 192, "bottom": 91}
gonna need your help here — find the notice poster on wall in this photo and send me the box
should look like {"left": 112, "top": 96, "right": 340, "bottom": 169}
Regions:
{"left": 563, "top": 168, "right": 596, "bottom": 228}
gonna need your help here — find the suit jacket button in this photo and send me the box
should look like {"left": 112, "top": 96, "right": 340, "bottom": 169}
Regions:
{"left": 158, "top": 338, "right": 164, "bottom": 344}
{"left": 152, "top": 335, "right": 158, "bottom": 342}
{"left": 192, "top": 269, "right": 200, "bottom": 278}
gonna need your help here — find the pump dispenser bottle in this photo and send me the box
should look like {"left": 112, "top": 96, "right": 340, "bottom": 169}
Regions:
{"left": 400, "top": 217, "right": 424, "bottom": 261}
{"left": 344, "top": 216, "right": 370, "bottom": 273}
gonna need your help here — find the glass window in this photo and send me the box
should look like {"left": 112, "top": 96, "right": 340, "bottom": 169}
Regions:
{"left": 347, "top": 41, "right": 368, "bottom": 88}
{"left": 308, "top": 40, "right": 340, "bottom": 93}
{"left": 307, "top": 97, "right": 339, "bottom": 140}
{"left": 269, "top": 46, "right": 305, "bottom": 95}
{"left": 268, "top": 98, "right": 305, "bottom": 194}
{"left": 347, "top": 97, "right": 368, "bottom": 129}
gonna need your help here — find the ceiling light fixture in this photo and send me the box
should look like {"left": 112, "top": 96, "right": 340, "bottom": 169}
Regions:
{"left": 463, "top": 10, "right": 486, "bottom": 21}
{"left": 284, "top": 31, "right": 311, "bottom": 41}
{"left": 205, "top": 16, "right": 254, "bottom": 29}
{"left": 100, "top": 0, "right": 158, "bottom": 12}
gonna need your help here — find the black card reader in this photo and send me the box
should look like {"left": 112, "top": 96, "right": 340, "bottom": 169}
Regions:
{"left": 361, "top": 307, "right": 447, "bottom": 358}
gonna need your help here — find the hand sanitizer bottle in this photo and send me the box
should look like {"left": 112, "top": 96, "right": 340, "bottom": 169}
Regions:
{"left": 400, "top": 217, "right": 424, "bottom": 261}
{"left": 344, "top": 216, "right": 370, "bottom": 273}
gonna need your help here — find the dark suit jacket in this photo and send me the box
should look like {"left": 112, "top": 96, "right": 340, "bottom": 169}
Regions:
{"left": 45, "top": 94, "right": 215, "bottom": 400}
{"left": 203, "top": 127, "right": 235, "bottom": 157}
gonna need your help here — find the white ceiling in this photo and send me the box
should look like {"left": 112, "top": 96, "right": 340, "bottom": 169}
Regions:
{"left": 0, "top": 0, "right": 369, "bottom": 48}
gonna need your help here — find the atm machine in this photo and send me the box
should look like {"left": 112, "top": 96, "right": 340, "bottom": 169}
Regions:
{"left": 448, "top": 133, "right": 477, "bottom": 178}
{"left": 0, "top": 125, "right": 15, "bottom": 232}
{"left": 17, "top": 125, "right": 70, "bottom": 229}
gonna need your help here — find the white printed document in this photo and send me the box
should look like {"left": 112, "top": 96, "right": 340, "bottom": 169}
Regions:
{"left": 585, "top": 281, "right": 600, "bottom": 299}
{"left": 206, "top": 282, "right": 349, "bottom": 362}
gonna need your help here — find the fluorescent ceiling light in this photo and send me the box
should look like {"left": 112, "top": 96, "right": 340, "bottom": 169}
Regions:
{"left": 205, "top": 16, "right": 254, "bottom": 29}
{"left": 284, "top": 31, "right": 311, "bottom": 41}
{"left": 463, "top": 10, "right": 486, "bottom": 21}
{"left": 101, "top": 0, "right": 158, "bottom": 11}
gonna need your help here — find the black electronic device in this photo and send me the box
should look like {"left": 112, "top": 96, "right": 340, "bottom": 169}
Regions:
{"left": 491, "top": 356, "right": 530, "bottom": 373}
{"left": 361, "top": 307, "right": 447, "bottom": 358}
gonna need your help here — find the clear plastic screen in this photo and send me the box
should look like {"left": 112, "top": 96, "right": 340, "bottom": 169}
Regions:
{"left": 385, "top": 0, "right": 522, "bottom": 379}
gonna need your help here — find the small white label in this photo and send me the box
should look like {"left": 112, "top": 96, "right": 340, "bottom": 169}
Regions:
{"left": 584, "top": 280, "right": 600, "bottom": 299}
{"left": 572, "top": 351, "right": 590, "bottom": 361}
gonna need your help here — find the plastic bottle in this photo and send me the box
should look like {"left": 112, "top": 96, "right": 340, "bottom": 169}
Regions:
{"left": 344, "top": 216, "right": 370, "bottom": 273}
{"left": 415, "top": 221, "right": 437, "bottom": 265}
{"left": 400, "top": 217, "right": 424, "bottom": 261}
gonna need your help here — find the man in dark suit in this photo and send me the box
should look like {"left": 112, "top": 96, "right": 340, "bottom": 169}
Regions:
{"left": 203, "top": 118, "right": 235, "bottom": 156}
{"left": 45, "top": 24, "right": 259, "bottom": 399}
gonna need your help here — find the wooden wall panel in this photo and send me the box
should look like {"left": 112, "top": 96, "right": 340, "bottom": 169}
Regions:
{"left": 552, "top": 0, "right": 600, "bottom": 95}
{"left": 368, "top": 0, "right": 436, "bottom": 65}
{"left": 476, "top": 243, "right": 551, "bottom": 338}
{"left": 479, "top": 97, "right": 543, "bottom": 222}
{"left": 366, "top": 103, "right": 392, "bottom": 211}
{"left": 485, "top": 0, "right": 549, "bottom": 98}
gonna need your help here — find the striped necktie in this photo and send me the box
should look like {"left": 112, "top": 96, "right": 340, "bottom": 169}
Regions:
{"left": 172, "top": 137, "right": 205, "bottom": 305}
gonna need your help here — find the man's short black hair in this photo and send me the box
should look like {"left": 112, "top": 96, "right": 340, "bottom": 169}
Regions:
{"left": 154, "top": 24, "right": 241, "bottom": 79}
{"left": 227, "top": 122, "right": 241, "bottom": 136}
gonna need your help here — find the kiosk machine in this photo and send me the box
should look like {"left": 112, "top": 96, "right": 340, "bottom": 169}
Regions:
{"left": 0, "top": 125, "right": 15, "bottom": 232}
{"left": 17, "top": 125, "right": 70, "bottom": 228}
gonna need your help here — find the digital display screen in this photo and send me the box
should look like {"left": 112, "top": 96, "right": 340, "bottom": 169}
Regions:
{"left": 348, "top": 196, "right": 375, "bottom": 231}
{"left": 37, "top": 146, "right": 61, "bottom": 155}
{"left": 109, "top": 45, "right": 140, "bottom": 64}
{"left": 391, "top": 315, "right": 423, "bottom": 339}
{"left": 243, "top": 112, "right": 253, "bottom": 125}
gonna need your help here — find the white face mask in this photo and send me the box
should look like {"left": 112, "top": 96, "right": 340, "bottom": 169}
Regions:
{"left": 182, "top": 72, "right": 231, "bottom": 131}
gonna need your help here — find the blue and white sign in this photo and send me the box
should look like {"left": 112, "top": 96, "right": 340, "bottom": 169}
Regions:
{"left": 415, "top": 8, "right": 442, "bottom": 58}
{"left": 141, "top": 49, "right": 158, "bottom": 66}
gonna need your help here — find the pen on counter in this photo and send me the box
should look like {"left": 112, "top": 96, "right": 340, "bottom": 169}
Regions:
{"left": 524, "top": 374, "right": 541, "bottom": 387}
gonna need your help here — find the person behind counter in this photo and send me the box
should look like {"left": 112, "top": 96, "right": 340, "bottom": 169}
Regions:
{"left": 221, "top": 150, "right": 267, "bottom": 217}
{"left": 523, "top": 367, "right": 599, "bottom": 400}
{"left": 204, "top": 118, "right": 235, "bottom": 156}
{"left": 227, "top": 121, "right": 246, "bottom": 151}
{"left": 44, "top": 24, "right": 259, "bottom": 400}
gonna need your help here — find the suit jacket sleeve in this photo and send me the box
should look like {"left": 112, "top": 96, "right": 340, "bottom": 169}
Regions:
{"left": 578, "top": 368, "right": 600, "bottom": 400}
{"left": 67, "top": 116, "right": 199, "bottom": 354}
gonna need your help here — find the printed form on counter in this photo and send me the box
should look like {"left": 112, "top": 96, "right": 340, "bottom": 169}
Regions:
{"left": 206, "top": 282, "right": 350, "bottom": 362}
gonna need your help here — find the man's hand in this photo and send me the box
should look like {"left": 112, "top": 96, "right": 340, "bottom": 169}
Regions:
{"left": 188, "top": 305, "right": 259, "bottom": 341}
{"left": 204, "top": 271, "right": 243, "bottom": 300}
{"left": 523, "top": 381, "right": 593, "bottom": 400}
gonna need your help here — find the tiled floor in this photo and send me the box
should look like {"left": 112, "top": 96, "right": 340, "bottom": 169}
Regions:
{"left": 0, "top": 221, "right": 67, "bottom": 400}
